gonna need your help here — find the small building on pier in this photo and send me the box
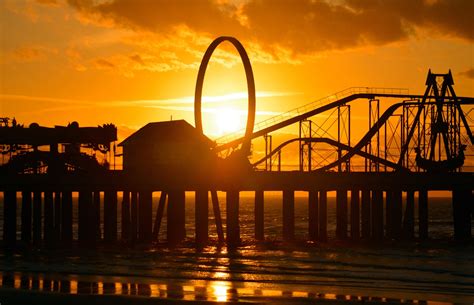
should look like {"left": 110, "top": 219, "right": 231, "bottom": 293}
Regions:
{"left": 119, "top": 120, "right": 216, "bottom": 174}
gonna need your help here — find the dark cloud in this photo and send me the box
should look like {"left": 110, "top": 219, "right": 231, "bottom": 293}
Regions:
{"left": 67, "top": 0, "right": 243, "bottom": 36}
{"left": 459, "top": 68, "right": 474, "bottom": 79}
{"left": 94, "top": 58, "right": 115, "bottom": 69}
{"left": 67, "top": 0, "right": 473, "bottom": 54}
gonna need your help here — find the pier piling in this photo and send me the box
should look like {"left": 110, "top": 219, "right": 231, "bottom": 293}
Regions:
{"left": 3, "top": 191, "right": 17, "bottom": 246}
{"left": 418, "top": 190, "right": 428, "bottom": 240}
{"left": 336, "top": 189, "right": 348, "bottom": 240}
{"left": 403, "top": 191, "right": 415, "bottom": 239}
{"left": 361, "top": 189, "right": 370, "bottom": 239}
{"left": 350, "top": 189, "right": 360, "bottom": 240}
{"left": 319, "top": 190, "right": 327, "bottom": 242}
{"left": 61, "top": 191, "right": 73, "bottom": 244}
{"left": 452, "top": 189, "right": 472, "bottom": 240}
{"left": 226, "top": 191, "right": 240, "bottom": 245}
{"left": 308, "top": 190, "right": 319, "bottom": 241}
{"left": 167, "top": 191, "right": 186, "bottom": 244}
{"left": 21, "top": 191, "right": 32, "bottom": 242}
{"left": 104, "top": 190, "right": 117, "bottom": 243}
{"left": 138, "top": 191, "right": 153, "bottom": 243}
{"left": 33, "top": 191, "right": 42, "bottom": 245}
{"left": 282, "top": 190, "right": 295, "bottom": 241}
{"left": 195, "top": 190, "right": 209, "bottom": 244}
{"left": 255, "top": 190, "right": 264, "bottom": 241}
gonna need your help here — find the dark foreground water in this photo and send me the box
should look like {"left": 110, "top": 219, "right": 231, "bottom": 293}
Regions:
{"left": 0, "top": 193, "right": 473, "bottom": 304}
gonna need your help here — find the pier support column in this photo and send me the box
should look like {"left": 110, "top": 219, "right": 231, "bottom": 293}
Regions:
{"left": 418, "top": 190, "right": 428, "bottom": 240}
{"left": 104, "top": 190, "right": 118, "bottom": 243}
{"left": 167, "top": 191, "right": 186, "bottom": 244}
{"left": 44, "top": 191, "right": 54, "bottom": 245}
{"left": 130, "top": 191, "right": 138, "bottom": 242}
{"left": 283, "top": 190, "right": 295, "bottom": 242}
{"left": 371, "top": 190, "right": 383, "bottom": 241}
{"left": 21, "top": 191, "right": 32, "bottom": 243}
{"left": 152, "top": 191, "right": 167, "bottom": 242}
{"left": 54, "top": 192, "right": 61, "bottom": 241}
{"left": 3, "top": 191, "right": 17, "bottom": 246}
{"left": 61, "top": 191, "right": 73, "bottom": 244}
{"left": 452, "top": 189, "right": 472, "bottom": 240}
{"left": 319, "top": 190, "right": 327, "bottom": 242}
{"left": 361, "top": 190, "right": 370, "bottom": 239}
{"left": 336, "top": 189, "right": 348, "bottom": 240}
{"left": 195, "top": 190, "right": 209, "bottom": 244}
{"left": 93, "top": 191, "right": 101, "bottom": 241}
{"left": 385, "top": 191, "right": 393, "bottom": 239}
{"left": 33, "top": 191, "right": 42, "bottom": 245}
{"left": 138, "top": 191, "right": 153, "bottom": 243}
{"left": 402, "top": 191, "right": 415, "bottom": 239}
{"left": 226, "top": 191, "right": 240, "bottom": 245}
{"left": 255, "top": 190, "right": 264, "bottom": 241}
{"left": 121, "top": 191, "right": 131, "bottom": 242}
{"left": 78, "top": 190, "right": 93, "bottom": 245}
{"left": 308, "top": 191, "right": 319, "bottom": 241}
{"left": 392, "top": 190, "right": 402, "bottom": 240}
{"left": 350, "top": 189, "right": 360, "bottom": 240}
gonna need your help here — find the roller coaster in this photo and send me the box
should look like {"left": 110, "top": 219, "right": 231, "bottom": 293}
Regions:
{"left": 214, "top": 70, "right": 474, "bottom": 173}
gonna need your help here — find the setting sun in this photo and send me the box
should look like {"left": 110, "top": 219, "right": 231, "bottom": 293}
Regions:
{"left": 215, "top": 107, "right": 242, "bottom": 135}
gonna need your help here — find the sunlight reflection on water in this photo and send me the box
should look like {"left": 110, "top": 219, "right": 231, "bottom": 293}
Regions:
{"left": 0, "top": 271, "right": 459, "bottom": 304}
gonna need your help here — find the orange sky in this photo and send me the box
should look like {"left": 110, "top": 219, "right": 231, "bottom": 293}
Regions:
{"left": 1, "top": 0, "right": 473, "bottom": 144}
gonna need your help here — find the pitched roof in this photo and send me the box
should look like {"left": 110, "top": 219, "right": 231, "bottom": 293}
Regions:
{"left": 118, "top": 120, "right": 214, "bottom": 147}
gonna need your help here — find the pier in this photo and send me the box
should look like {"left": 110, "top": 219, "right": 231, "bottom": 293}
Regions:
{"left": 1, "top": 37, "right": 473, "bottom": 248}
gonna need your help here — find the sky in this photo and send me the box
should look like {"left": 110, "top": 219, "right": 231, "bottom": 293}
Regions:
{"left": 0, "top": 0, "right": 473, "bottom": 145}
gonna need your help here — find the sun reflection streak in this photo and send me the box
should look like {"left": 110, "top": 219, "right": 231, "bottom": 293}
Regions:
{"left": 211, "top": 281, "right": 229, "bottom": 302}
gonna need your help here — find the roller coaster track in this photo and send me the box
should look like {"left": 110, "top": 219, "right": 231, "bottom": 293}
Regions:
{"left": 252, "top": 137, "right": 404, "bottom": 171}
{"left": 215, "top": 87, "right": 474, "bottom": 154}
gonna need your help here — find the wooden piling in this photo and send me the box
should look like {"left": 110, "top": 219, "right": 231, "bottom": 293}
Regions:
{"left": 282, "top": 190, "right": 295, "bottom": 241}
{"left": 130, "top": 191, "right": 138, "bottom": 242}
{"left": 371, "top": 190, "right": 383, "bottom": 241}
{"left": 319, "top": 190, "right": 327, "bottom": 241}
{"left": 452, "top": 189, "right": 472, "bottom": 240}
{"left": 44, "top": 191, "right": 54, "bottom": 244}
{"left": 54, "top": 192, "right": 61, "bottom": 241}
{"left": 385, "top": 191, "right": 393, "bottom": 239}
{"left": 138, "top": 191, "right": 153, "bottom": 243}
{"left": 61, "top": 191, "right": 73, "bottom": 243}
{"left": 392, "top": 190, "right": 402, "bottom": 240}
{"left": 21, "top": 191, "right": 32, "bottom": 242}
{"left": 361, "top": 189, "right": 371, "bottom": 239}
{"left": 33, "top": 191, "right": 42, "bottom": 245}
{"left": 255, "top": 190, "right": 264, "bottom": 241}
{"left": 226, "top": 191, "right": 240, "bottom": 245}
{"left": 93, "top": 191, "right": 101, "bottom": 241}
{"left": 308, "top": 190, "right": 319, "bottom": 241}
{"left": 121, "top": 191, "right": 131, "bottom": 241}
{"left": 350, "top": 189, "right": 360, "bottom": 240}
{"left": 167, "top": 191, "right": 186, "bottom": 244}
{"left": 152, "top": 191, "right": 167, "bottom": 242}
{"left": 195, "top": 190, "right": 209, "bottom": 244}
{"left": 3, "top": 191, "right": 17, "bottom": 246}
{"left": 104, "top": 190, "right": 117, "bottom": 243}
{"left": 210, "top": 190, "right": 224, "bottom": 243}
{"left": 402, "top": 190, "right": 415, "bottom": 239}
{"left": 336, "top": 189, "right": 348, "bottom": 239}
{"left": 78, "top": 191, "right": 93, "bottom": 245}
{"left": 418, "top": 190, "right": 428, "bottom": 240}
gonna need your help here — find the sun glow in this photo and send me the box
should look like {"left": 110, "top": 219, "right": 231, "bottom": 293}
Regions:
{"left": 215, "top": 107, "right": 241, "bottom": 135}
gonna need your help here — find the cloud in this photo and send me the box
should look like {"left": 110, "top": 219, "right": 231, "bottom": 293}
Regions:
{"left": 66, "top": 0, "right": 473, "bottom": 57}
{"left": 9, "top": 45, "right": 57, "bottom": 62}
{"left": 459, "top": 68, "right": 474, "bottom": 79}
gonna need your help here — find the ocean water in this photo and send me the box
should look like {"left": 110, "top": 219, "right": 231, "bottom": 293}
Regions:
{"left": 0, "top": 192, "right": 473, "bottom": 304}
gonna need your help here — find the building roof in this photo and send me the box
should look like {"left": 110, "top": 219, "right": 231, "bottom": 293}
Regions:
{"left": 118, "top": 120, "right": 214, "bottom": 147}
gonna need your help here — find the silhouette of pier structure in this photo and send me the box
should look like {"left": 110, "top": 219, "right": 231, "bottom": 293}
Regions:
{"left": 0, "top": 37, "right": 473, "bottom": 248}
